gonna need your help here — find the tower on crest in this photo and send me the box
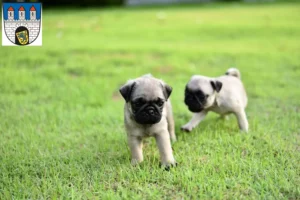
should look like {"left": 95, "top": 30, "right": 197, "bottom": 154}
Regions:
{"left": 19, "top": 6, "right": 25, "bottom": 20}
{"left": 8, "top": 6, "right": 14, "bottom": 20}
{"left": 30, "top": 6, "right": 36, "bottom": 20}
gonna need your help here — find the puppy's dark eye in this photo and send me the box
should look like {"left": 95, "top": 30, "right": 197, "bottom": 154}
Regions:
{"left": 156, "top": 99, "right": 164, "bottom": 107}
{"left": 205, "top": 94, "right": 209, "bottom": 99}
{"left": 134, "top": 102, "right": 141, "bottom": 107}
{"left": 133, "top": 98, "right": 144, "bottom": 107}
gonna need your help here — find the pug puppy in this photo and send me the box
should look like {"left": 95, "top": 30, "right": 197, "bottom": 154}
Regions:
{"left": 119, "top": 74, "right": 176, "bottom": 168}
{"left": 181, "top": 68, "right": 248, "bottom": 132}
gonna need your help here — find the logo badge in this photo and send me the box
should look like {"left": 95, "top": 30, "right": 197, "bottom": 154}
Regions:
{"left": 2, "top": 3, "right": 42, "bottom": 46}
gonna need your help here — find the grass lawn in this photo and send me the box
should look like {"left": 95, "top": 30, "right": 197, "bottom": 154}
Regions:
{"left": 1, "top": 1, "right": 300, "bottom": 199}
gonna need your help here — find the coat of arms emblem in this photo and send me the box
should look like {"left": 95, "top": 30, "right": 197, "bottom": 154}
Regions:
{"left": 2, "top": 3, "right": 42, "bottom": 46}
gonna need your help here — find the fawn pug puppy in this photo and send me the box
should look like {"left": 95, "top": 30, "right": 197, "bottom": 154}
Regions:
{"left": 181, "top": 68, "right": 248, "bottom": 132}
{"left": 119, "top": 74, "right": 176, "bottom": 169}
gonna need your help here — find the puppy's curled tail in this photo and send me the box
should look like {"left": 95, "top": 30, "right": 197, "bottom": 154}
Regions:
{"left": 225, "top": 68, "right": 241, "bottom": 79}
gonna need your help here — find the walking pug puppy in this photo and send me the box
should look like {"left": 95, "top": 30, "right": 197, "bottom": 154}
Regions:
{"left": 119, "top": 74, "right": 176, "bottom": 169}
{"left": 181, "top": 68, "right": 248, "bottom": 132}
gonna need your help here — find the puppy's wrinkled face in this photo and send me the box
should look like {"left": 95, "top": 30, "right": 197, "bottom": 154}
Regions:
{"left": 184, "top": 76, "right": 222, "bottom": 113}
{"left": 184, "top": 87, "right": 208, "bottom": 113}
{"left": 130, "top": 78, "right": 170, "bottom": 124}
{"left": 120, "top": 76, "right": 172, "bottom": 125}
{"left": 131, "top": 96, "right": 165, "bottom": 124}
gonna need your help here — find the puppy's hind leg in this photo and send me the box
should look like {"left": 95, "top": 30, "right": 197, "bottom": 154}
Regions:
{"left": 234, "top": 109, "right": 249, "bottom": 132}
{"left": 181, "top": 111, "right": 207, "bottom": 132}
{"left": 127, "top": 136, "right": 143, "bottom": 165}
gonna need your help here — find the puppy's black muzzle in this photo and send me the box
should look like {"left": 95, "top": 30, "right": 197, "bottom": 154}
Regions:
{"left": 133, "top": 103, "right": 162, "bottom": 124}
{"left": 184, "top": 94, "right": 204, "bottom": 113}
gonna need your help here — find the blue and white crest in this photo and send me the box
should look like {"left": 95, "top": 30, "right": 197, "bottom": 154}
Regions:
{"left": 2, "top": 3, "right": 42, "bottom": 46}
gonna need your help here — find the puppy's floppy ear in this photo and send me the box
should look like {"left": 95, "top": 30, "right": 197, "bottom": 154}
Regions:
{"left": 119, "top": 81, "right": 136, "bottom": 102}
{"left": 161, "top": 82, "right": 172, "bottom": 100}
{"left": 210, "top": 80, "right": 222, "bottom": 93}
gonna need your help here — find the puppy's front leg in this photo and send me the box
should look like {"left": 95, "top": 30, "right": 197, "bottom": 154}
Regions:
{"left": 155, "top": 131, "right": 176, "bottom": 168}
{"left": 166, "top": 103, "right": 176, "bottom": 142}
{"left": 127, "top": 135, "right": 143, "bottom": 165}
{"left": 234, "top": 109, "right": 249, "bottom": 132}
{"left": 181, "top": 111, "right": 207, "bottom": 132}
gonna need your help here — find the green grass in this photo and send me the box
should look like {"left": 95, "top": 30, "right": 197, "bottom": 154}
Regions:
{"left": 1, "top": 2, "right": 300, "bottom": 199}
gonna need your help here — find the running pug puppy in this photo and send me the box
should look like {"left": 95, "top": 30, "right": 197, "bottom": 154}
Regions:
{"left": 119, "top": 75, "right": 176, "bottom": 169}
{"left": 181, "top": 68, "right": 248, "bottom": 132}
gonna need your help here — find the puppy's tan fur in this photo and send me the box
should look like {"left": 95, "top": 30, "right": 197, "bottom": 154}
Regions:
{"left": 121, "top": 75, "right": 176, "bottom": 167}
{"left": 182, "top": 68, "right": 249, "bottom": 132}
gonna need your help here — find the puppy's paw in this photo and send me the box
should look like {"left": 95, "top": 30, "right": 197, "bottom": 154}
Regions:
{"left": 181, "top": 124, "right": 193, "bottom": 132}
{"left": 131, "top": 158, "right": 143, "bottom": 166}
{"left": 240, "top": 128, "right": 248, "bottom": 133}
{"left": 159, "top": 162, "right": 178, "bottom": 171}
